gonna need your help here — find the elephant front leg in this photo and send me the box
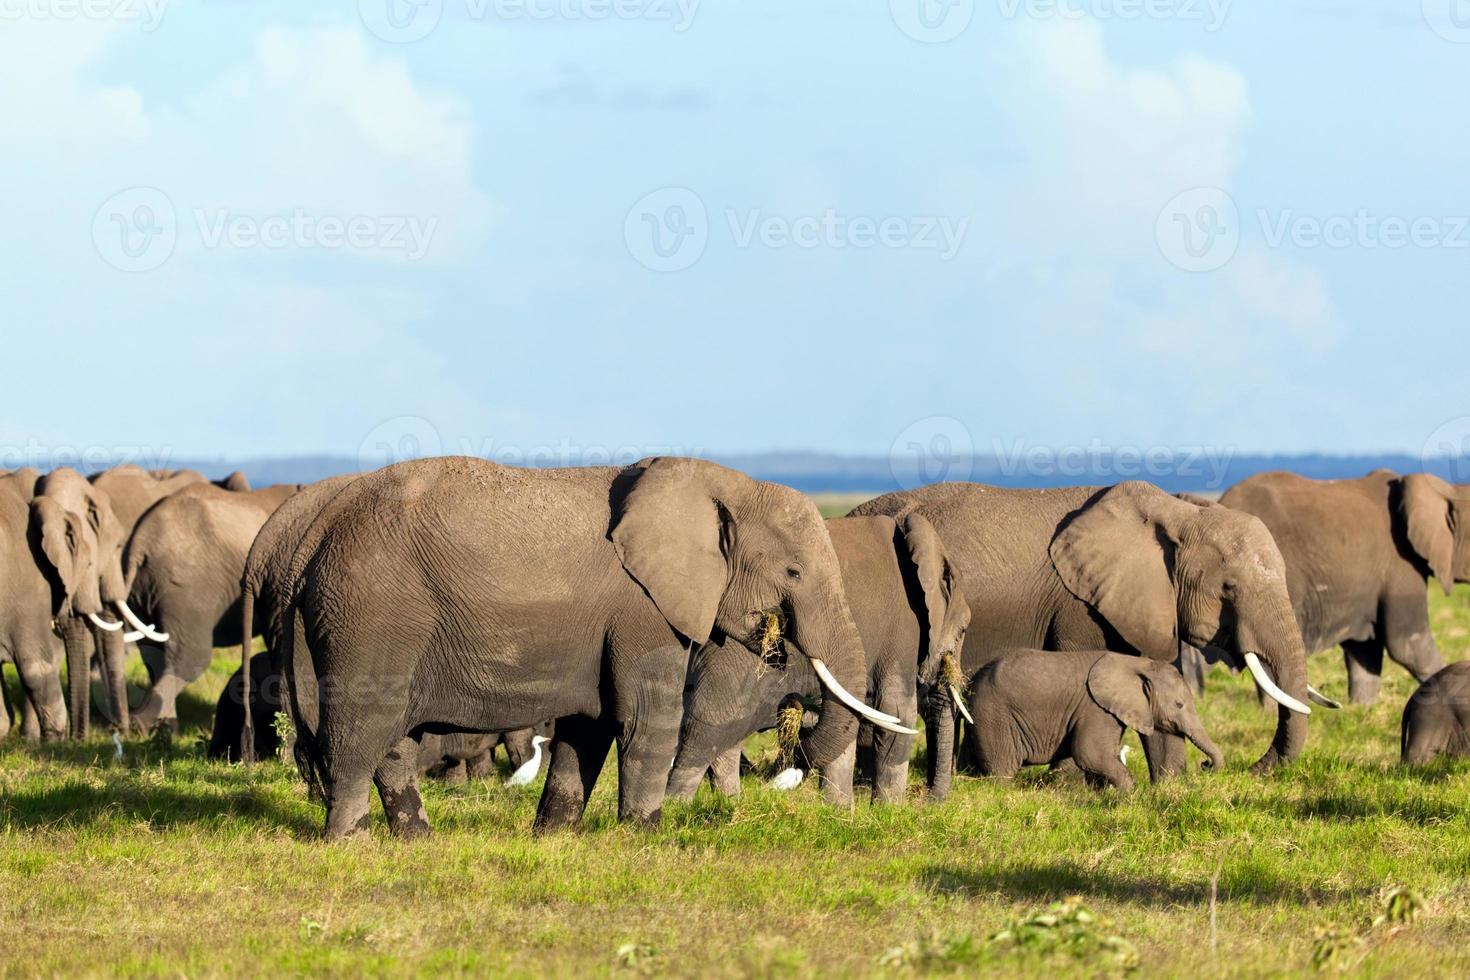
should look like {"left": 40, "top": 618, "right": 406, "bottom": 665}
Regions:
{"left": 375, "top": 736, "right": 431, "bottom": 840}
{"left": 1138, "top": 731, "right": 1186, "bottom": 782}
{"left": 869, "top": 676, "right": 915, "bottom": 805}
{"left": 708, "top": 745, "right": 742, "bottom": 797}
{"left": 1342, "top": 639, "right": 1385, "bottom": 705}
{"left": 613, "top": 644, "right": 689, "bottom": 827}
{"left": 533, "top": 714, "right": 616, "bottom": 833}
{"left": 819, "top": 739, "right": 856, "bottom": 807}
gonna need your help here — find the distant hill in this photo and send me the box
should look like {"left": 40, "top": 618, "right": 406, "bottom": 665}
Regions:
{"left": 41, "top": 450, "right": 1470, "bottom": 495}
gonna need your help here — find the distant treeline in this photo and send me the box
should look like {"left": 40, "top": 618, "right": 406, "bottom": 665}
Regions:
{"left": 61, "top": 451, "right": 1470, "bottom": 496}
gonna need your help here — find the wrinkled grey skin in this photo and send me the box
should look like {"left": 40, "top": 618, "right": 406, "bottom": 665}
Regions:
{"left": 1401, "top": 662, "right": 1470, "bottom": 765}
{"left": 853, "top": 481, "right": 1313, "bottom": 778}
{"left": 1218, "top": 471, "right": 1467, "bottom": 705}
{"left": 667, "top": 513, "right": 969, "bottom": 805}
{"left": 418, "top": 721, "right": 555, "bottom": 784}
{"left": 279, "top": 456, "right": 871, "bottom": 840}
{"left": 0, "top": 470, "right": 91, "bottom": 741}
{"left": 126, "top": 481, "right": 300, "bottom": 731}
{"left": 967, "top": 650, "right": 1223, "bottom": 791}
{"left": 32, "top": 468, "right": 130, "bottom": 738}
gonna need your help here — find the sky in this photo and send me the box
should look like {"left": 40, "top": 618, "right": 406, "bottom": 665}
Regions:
{"left": 2, "top": 0, "right": 1468, "bottom": 470}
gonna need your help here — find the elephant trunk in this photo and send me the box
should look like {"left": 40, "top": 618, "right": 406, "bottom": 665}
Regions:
{"left": 98, "top": 625, "right": 129, "bottom": 731}
{"left": 924, "top": 685, "right": 956, "bottom": 802}
{"left": 62, "top": 616, "right": 93, "bottom": 739}
{"left": 1186, "top": 721, "right": 1224, "bottom": 771}
{"left": 788, "top": 587, "right": 866, "bottom": 773}
{"left": 1237, "top": 597, "right": 1311, "bottom": 772}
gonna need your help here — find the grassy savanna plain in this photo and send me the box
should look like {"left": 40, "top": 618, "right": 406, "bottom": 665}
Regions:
{"left": 2, "top": 501, "right": 1469, "bottom": 976}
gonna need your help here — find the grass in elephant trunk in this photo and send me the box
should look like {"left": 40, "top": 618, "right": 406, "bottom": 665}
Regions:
{"left": 4, "top": 586, "right": 1470, "bottom": 977}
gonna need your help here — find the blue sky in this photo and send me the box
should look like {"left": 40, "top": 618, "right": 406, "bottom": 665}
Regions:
{"left": 3, "top": 0, "right": 1467, "bottom": 466}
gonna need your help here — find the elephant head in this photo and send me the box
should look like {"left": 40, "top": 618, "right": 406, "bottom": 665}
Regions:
{"left": 1050, "top": 481, "right": 1314, "bottom": 772}
{"left": 611, "top": 457, "right": 904, "bottom": 777}
{"left": 1397, "top": 473, "right": 1470, "bottom": 596}
{"left": 1087, "top": 654, "right": 1223, "bottom": 771}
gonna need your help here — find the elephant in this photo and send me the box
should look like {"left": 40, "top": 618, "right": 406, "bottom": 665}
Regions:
{"left": 1400, "top": 662, "right": 1470, "bottom": 765}
{"left": 276, "top": 456, "right": 905, "bottom": 840}
{"left": 667, "top": 512, "right": 969, "bottom": 805}
{"left": 123, "top": 480, "right": 300, "bottom": 731}
{"left": 0, "top": 470, "right": 100, "bottom": 741}
{"left": 1218, "top": 470, "right": 1468, "bottom": 704}
{"left": 209, "top": 650, "right": 282, "bottom": 762}
{"left": 852, "top": 480, "right": 1326, "bottom": 778}
{"left": 967, "top": 650, "right": 1224, "bottom": 791}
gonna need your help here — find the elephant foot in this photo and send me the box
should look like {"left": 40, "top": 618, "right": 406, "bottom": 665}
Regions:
{"left": 532, "top": 791, "right": 587, "bottom": 834}
{"left": 620, "top": 806, "right": 663, "bottom": 829}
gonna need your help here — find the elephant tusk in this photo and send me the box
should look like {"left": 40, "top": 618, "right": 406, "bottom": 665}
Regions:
{"left": 115, "top": 600, "right": 169, "bottom": 643}
{"left": 949, "top": 684, "right": 974, "bottom": 725}
{"left": 123, "top": 630, "right": 145, "bottom": 643}
{"left": 806, "top": 658, "right": 919, "bottom": 736}
{"left": 88, "top": 613, "right": 124, "bottom": 632}
{"left": 1243, "top": 653, "right": 1311, "bottom": 716}
{"left": 1307, "top": 685, "right": 1342, "bottom": 710}
{"left": 769, "top": 767, "right": 805, "bottom": 790}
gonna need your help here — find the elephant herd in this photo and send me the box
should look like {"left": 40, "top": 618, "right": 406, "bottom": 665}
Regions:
{"left": 1, "top": 458, "right": 1468, "bottom": 839}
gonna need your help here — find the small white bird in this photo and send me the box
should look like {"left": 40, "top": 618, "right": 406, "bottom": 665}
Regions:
{"left": 506, "top": 735, "right": 551, "bottom": 787}
{"left": 769, "top": 767, "right": 805, "bottom": 790}
{"left": 112, "top": 732, "right": 124, "bottom": 761}
{"left": 1119, "top": 744, "right": 1132, "bottom": 765}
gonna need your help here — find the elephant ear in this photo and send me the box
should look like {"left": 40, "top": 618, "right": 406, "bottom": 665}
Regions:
{"left": 219, "top": 471, "right": 252, "bottom": 492}
{"left": 1050, "top": 482, "right": 1184, "bottom": 661}
{"left": 1175, "top": 492, "right": 1219, "bottom": 509}
{"left": 32, "top": 497, "right": 86, "bottom": 612}
{"left": 611, "top": 458, "right": 730, "bottom": 645}
{"left": 1086, "top": 655, "right": 1156, "bottom": 736}
{"left": 1399, "top": 474, "right": 1455, "bottom": 596}
{"left": 901, "top": 512, "right": 960, "bottom": 659}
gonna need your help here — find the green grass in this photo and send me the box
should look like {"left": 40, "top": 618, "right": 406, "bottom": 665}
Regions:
{"left": 4, "top": 589, "right": 1470, "bottom": 977}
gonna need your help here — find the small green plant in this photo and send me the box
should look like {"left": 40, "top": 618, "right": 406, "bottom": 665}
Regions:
{"left": 988, "top": 896, "right": 1138, "bottom": 973}
{"left": 272, "top": 711, "right": 295, "bottom": 763}
{"left": 1312, "top": 884, "right": 1423, "bottom": 972}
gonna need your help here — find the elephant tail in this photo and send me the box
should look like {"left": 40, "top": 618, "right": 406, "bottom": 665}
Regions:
{"left": 282, "top": 595, "right": 324, "bottom": 798}
{"left": 238, "top": 582, "right": 256, "bottom": 764}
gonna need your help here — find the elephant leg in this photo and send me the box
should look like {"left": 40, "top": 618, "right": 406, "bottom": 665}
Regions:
{"left": 434, "top": 759, "right": 468, "bottom": 786}
{"left": 1138, "top": 731, "right": 1187, "bottom": 783}
{"left": 1177, "top": 643, "right": 1210, "bottom": 697}
{"left": 20, "top": 691, "right": 42, "bottom": 742}
{"left": 375, "top": 737, "right": 431, "bottom": 840}
{"left": 1342, "top": 639, "right": 1385, "bottom": 706}
{"left": 501, "top": 728, "right": 536, "bottom": 769}
{"left": 15, "top": 643, "right": 67, "bottom": 742}
{"left": 614, "top": 649, "right": 689, "bottom": 827}
{"left": 324, "top": 770, "right": 375, "bottom": 841}
{"left": 533, "top": 714, "right": 615, "bottom": 833}
{"left": 820, "top": 739, "right": 856, "bottom": 807}
{"left": 464, "top": 751, "right": 496, "bottom": 781}
{"left": 0, "top": 669, "right": 11, "bottom": 741}
{"left": 1381, "top": 593, "right": 1447, "bottom": 685}
{"left": 870, "top": 681, "right": 916, "bottom": 805}
{"left": 708, "top": 745, "right": 742, "bottom": 796}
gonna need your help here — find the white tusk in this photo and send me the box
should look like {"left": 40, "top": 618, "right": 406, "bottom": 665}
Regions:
{"left": 949, "top": 684, "right": 974, "bottom": 725}
{"left": 123, "top": 630, "right": 145, "bottom": 643}
{"left": 115, "top": 600, "right": 169, "bottom": 643}
{"left": 506, "top": 734, "right": 550, "bottom": 787}
{"left": 1307, "top": 685, "right": 1341, "bottom": 710}
{"left": 88, "top": 614, "right": 123, "bottom": 632}
{"left": 1243, "top": 652, "right": 1311, "bottom": 716}
{"left": 808, "top": 658, "right": 902, "bottom": 724}
{"left": 769, "top": 767, "right": 805, "bottom": 790}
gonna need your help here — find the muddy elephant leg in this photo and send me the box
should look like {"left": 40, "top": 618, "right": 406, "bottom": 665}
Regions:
{"left": 375, "top": 736, "right": 431, "bottom": 840}
{"left": 1342, "top": 639, "right": 1385, "bottom": 706}
{"left": 1138, "top": 731, "right": 1187, "bottom": 782}
{"left": 534, "top": 714, "right": 615, "bottom": 833}
{"left": 708, "top": 744, "right": 742, "bottom": 797}
{"left": 820, "top": 738, "right": 856, "bottom": 807}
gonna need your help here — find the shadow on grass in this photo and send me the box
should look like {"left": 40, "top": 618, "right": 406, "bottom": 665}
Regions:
{"left": 919, "top": 861, "right": 1358, "bottom": 907}
{"left": 0, "top": 775, "right": 316, "bottom": 834}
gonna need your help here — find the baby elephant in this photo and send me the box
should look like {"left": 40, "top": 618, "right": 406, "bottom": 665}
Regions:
{"left": 968, "top": 650, "right": 1224, "bottom": 791}
{"left": 1401, "top": 662, "right": 1470, "bottom": 765}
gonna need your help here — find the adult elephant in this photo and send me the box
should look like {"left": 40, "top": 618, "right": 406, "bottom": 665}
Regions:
{"left": 123, "top": 480, "right": 300, "bottom": 731}
{"left": 0, "top": 470, "right": 102, "bottom": 741}
{"left": 278, "top": 456, "right": 903, "bottom": 840}
{"left": 1218, "top": 470, "right": 1466, "bottom": 704}
{"left": 853, "top": 481, "right": 1326, "bottom": 777}
{"left": 667, "top": 512, "right": 968, "bottom": 805}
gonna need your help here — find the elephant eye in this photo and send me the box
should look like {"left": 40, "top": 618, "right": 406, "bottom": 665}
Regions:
{"left": 785, "top": 565, "right": 803, "bottom": 583}
{"left": 1175, "top": 700, "right": 1184, "bottom": 709}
